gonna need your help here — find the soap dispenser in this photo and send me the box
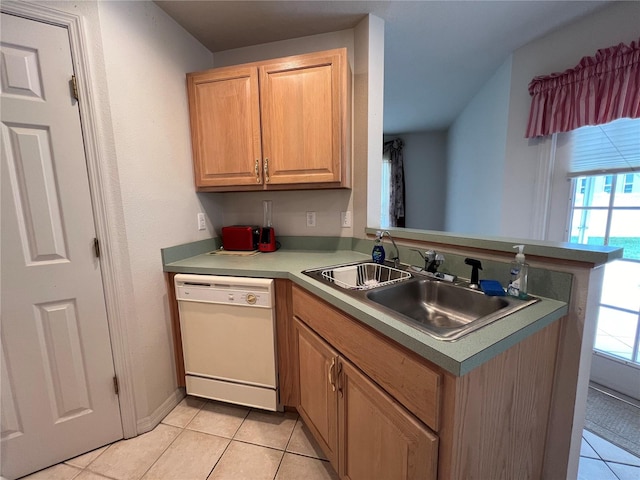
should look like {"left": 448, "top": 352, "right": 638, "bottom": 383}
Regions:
{"left": 372, "top": 231, "right": 386, "bottom": 264}
{"left": 507, "top": 245, "right": 529, "bottom": 299}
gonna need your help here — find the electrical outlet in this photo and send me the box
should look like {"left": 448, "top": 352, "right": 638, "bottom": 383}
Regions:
{"left": 306, "top": 211, "right": 316, "bottom": 227}
{"left": 197, "top": 213, "right": 206, "bottom": 231}
{"left": 341, "top": 211, "right": 352, "bottom": 228}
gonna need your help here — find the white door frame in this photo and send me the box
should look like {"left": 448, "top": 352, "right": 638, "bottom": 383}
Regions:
{"left": 1, "top": 1, "right": 137, "bottom": 438}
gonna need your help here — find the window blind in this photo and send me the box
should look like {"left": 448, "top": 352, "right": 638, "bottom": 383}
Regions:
{"left": 567, "top": 117, "right": 640, "bottom": 177}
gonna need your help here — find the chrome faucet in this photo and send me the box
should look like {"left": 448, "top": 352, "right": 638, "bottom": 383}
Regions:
{"left": 381, "top": 231, "right": 400, "bottom": 268}
{"left": 412, "top": 249, "right": 445, "bottom": 273}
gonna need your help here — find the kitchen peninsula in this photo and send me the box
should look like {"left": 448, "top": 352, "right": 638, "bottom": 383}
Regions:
{"left": 162, "top": 230, "right": 621, "bottom": 480}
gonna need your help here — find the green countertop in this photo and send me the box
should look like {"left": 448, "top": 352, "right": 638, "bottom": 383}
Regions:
{"left": 367, "top": 227, "right": 623, "bottom": 266}
{"left": 163, "top": 247, "right": 568, "bottom": 376}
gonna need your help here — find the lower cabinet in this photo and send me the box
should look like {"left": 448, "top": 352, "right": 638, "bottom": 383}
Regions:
{"left": 294, "top": 318, "right": 438, "bottom": 480}
{"left": 295, "top": 316, "right": 339, "bottom": 466}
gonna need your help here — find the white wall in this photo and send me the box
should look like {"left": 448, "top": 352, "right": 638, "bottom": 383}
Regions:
{"left": 445, "top": 55, "right": 512, "bottom": 235}
{"left": 214, "top": 29, "right": 355, "bottom": 68}
{"left": 502, "top": 1, "right": 640, "bottom": 238}
{"left": 94, "top": 1, "right": 214, "bottom": 424}
{"left": 385, "top": 132, "right": 447, "bottom": 230}
{"left": 360, "top": 15, "right": 386, "bottom": 233}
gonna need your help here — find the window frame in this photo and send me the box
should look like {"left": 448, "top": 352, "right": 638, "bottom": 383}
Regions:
{"left": 568, "top": 172, "right": 640, "bottom": 364}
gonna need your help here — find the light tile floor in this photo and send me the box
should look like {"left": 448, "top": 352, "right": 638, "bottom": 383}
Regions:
{"left": 23, "top": 396, "right": 337, "bottom": 480}
{"left": 579, "top": 430, "right": 640, "bottom": 480}
{"left": 22, "top": 395, "right": 640, "bottom": 480}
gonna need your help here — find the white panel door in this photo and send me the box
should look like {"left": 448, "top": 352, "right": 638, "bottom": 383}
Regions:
{"left": 1, "top": 13, "right": 123, "bottom": 479}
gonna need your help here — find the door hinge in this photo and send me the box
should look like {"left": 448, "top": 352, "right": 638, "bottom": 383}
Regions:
{"left": 94, "top": 237, "right": 100, "bottom": 258}
{"left": 70, "top": 75, "right": 79, "bottom": 101}
{"left": 113, "top": 375, "right": 119, "bottom": 396}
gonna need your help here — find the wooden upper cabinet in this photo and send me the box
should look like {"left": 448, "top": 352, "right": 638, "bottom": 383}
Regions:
{"left": 187, "top": 66, "right": 262, "bottom": 188}
{"left": 260, "top": 50, "right": 346, "bottom": 186}
{"left": 186, "top": 48, "right": 350, "bottom": 192}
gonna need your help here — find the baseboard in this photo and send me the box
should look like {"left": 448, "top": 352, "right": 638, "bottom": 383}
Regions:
{"left": 136, "top": 387, "right": 186, "bottom": 434}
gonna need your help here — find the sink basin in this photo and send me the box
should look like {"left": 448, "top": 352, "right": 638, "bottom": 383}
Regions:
{"left": 366, "top": 279, "right": 538, "bottom": 340}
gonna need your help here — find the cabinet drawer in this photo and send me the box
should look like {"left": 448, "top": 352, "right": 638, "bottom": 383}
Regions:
{"left": 293, "top": 285, "right": 442, "bottom": 431}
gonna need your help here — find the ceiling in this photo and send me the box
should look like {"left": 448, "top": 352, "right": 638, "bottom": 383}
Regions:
{"left": 155, "top": 0, "right": 611, "bottom": 133}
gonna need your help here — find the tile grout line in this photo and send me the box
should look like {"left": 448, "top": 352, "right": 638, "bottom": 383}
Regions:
{"left": 272, "top": 453, "right": 286, "bottom": 480}
{"left": 83, "top": 466, "right": 120, "bottom": 480}
{"left": 282, "top": 416, "right": 299, "bottom": 453}
{"left": 81, "top": 453, "right": 122, "bottom": 480}
{"left": 205, "top": 405, "right": 254, "bottom": 479}
{"left": 109, "top": 397, "right": 210, "bottom": 480}
{"left": 281, "top": 417, "right": 330, "bottom": 461}
{"left": 602, "top": 460, "right": 623, "bottom": 480}
{"left": 69, "top": 464, "right": 83, "bottom": 480}
{"left": 587, "top": 424, "right": 640, "bottom": 460}
{"left": 135, "top": 426, "right": 186, "bottom": 480}
{"left": 82, "top": 445, "right": 126, "bottom": 480}
{"left": 130, "top": 398, "right": 206, "bottom": 480}
{"left": 583, "top": 432, "right": 640, "bottom": 468}
{"left": 270, "top": 413, "right": 299, "bottom": 480}
{"left": 204, "top": 435, "right": 234, "bottom": 480}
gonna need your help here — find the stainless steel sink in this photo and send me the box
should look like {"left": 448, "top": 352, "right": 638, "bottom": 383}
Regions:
{"left": 366, "top": 279, "right": 538, "bottom": 340}
{"left": 303, "top": 261, "right": 538, "bottom": 341}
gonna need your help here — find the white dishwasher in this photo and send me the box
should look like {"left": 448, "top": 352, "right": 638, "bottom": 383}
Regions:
{"left": 174, "top": 274, "right": 279, "bottom": 411}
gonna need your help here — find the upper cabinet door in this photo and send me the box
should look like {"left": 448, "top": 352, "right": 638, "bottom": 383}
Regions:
{"left": 259, "top": 49, "right": 348, "bottom": 187}
{"left": 187, "top": 66, "right": 262, "bottom": 188}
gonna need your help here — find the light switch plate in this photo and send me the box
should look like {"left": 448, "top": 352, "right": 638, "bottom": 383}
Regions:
{"left": 197, "top": 213, "right": 206, "bottom": 231}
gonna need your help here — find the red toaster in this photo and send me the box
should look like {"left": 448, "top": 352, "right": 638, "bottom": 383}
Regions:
{"left": 221, "top": 226, "right": 259, "bottom": 251}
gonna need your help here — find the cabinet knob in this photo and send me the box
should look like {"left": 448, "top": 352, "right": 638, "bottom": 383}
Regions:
{"left": 264, "top": 158, "right": 270, "bottom": 183}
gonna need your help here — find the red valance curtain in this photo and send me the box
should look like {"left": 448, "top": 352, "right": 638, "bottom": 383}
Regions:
{"left": 525, "top": 38, "right": 640, "bottom": 138}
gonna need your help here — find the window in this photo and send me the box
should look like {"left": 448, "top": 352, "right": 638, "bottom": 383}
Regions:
{"left": 563, "top": 117, "right": 640, "bottom": 365}
{"left": 570, "top": 173, "right": 640, "bottom": 255}
{"left": 603, "top": 175, "right": 613, "bottom": 193}
{"left": 624, "top": 173, "right": 634, "bottom": 194}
